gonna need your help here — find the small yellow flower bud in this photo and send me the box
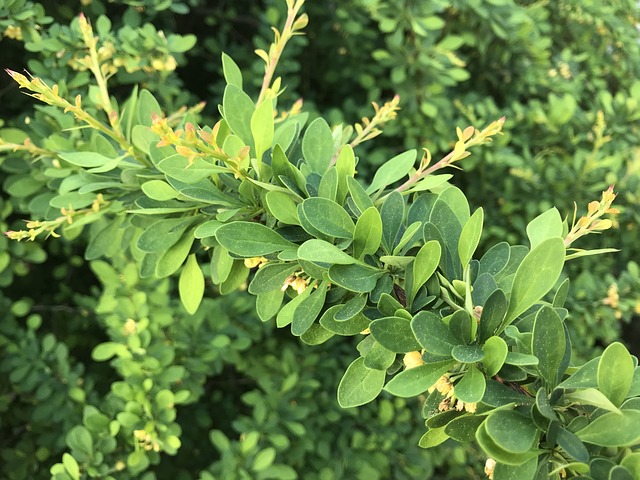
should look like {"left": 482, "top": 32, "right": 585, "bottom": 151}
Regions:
{"left": 484, "top": 458, "right": 496, "bottom": 479}
{"left": 403, "top": 351, "right": 424, "bottom": 369}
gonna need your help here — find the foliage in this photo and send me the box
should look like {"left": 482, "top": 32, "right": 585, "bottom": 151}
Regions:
{"left": 2, "top": 1, "right": 640, "bottom": 480}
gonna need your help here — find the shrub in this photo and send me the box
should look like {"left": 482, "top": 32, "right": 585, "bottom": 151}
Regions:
{"left": 2, "top": 1, "right": 640, "bottom": 480}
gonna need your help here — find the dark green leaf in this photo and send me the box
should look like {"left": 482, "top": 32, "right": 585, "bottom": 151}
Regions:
{"left": 411, "top": 311, "right": 457, "bottom": 356}
{"left": 369, "top": 316, "right": 421, "bottom": 353}
{"left": 216, "top": 222, "right": 296, "bottom": 256}
{"left": 328, "top": 264, "right": 382, "bottom": 293}
{"left": 300, "top": 197, "right": 355, "bottom": 238}
{"left": 384, "top": 360, "right": 455, "bottom": 397}
{"left": 532, "top": 306, "right": 565, "bottom": 386}
{"left": 576, "top": 410, "right": 640, "bottom": 447}
{"left": 455, "top": 365, "right": 486, "bottom": 403}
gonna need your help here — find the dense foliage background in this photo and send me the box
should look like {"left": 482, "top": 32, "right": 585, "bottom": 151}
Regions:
{"left": 1, "top": 0, "right": 639, "bottom": 478}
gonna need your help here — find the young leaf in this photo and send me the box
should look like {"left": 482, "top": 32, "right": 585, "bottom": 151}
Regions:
{"left": 302, "top": 118, "right": 333, "bottom": 173}
{"left": 222, "top": 84, "right": 255, "bottom": 146}
{"left": 179, "top": 254, "right": 205, "bottom": 314}
{"left": 598, "top": 342, "right": 634, "bottom": 407}
{"left": 458, "top": 207, "right": 484, "bottom": 269}
{"left": 366, "top": 150, "right": 417, "bottom": 194}
{"left": 337, "top": 357, "right": 386, "bottom": 408}
{"left": 353, "top": 206, "right": 383, "bottom": 259}
{"left": 265, "top": 191, "right": 299, "bottom": 225}
{"left": 221, "top": 52, "right": 243, "bottom": 88}
{"left": 410, "top": 240, "right": 441, "bottom": 303}
{"left": 216, "top": 222, "right": 296, "bottom": 256}
{"left": 251, "top": 99, "right": 274, "bottom": 165}
{"left": 526, "top": 208, "right": 563, "bottom": 250}
{"left": 380, "top": 191, "right": 404, "bottom": 253}
{"left": 504, "top": 237, "right": 565, "bottom": 326}
{"left": 347, "top": 176, "right": 374, "bottom": 214}
{"left": 336, "top": 145, "right": 356, "bottom": 204}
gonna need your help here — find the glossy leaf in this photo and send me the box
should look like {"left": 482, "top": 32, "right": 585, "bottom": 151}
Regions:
{"left": 504, "top": 238, "right": 565, "bottom": 326}
{"left": 410, "top": 240, "right": 441, "bottom": 303}
{"left": 302, "top": 118, "right": 333, "bottom": 173}
{"left": 353, "top": 206, "right": 383, "bottom": 259}
{"left": 483, "top": 336, "right": 508, "bottom": 377}
{"left": 458, "top": 207, "right": 483, "bottom": 268}
{"left": 384, "top": 360, "right": 455, "bottom": 397}
{"left": 598, "top": 342, "right": 634, "bottom": 407}
{"left": 411, "top": 311, "right": 457, "bottom": 356}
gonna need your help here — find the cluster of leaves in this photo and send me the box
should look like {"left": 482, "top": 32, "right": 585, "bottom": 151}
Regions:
{"left": 2, "top": 1, "right": 640, "bottom": 479}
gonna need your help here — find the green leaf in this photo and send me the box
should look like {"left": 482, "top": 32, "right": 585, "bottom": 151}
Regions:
{"left": 563, "top": 388, "right": 621, "bottom": 414}
{"left": 291, "top": 281, "right": 328, "bottom": 336}
{"left": 157, "top": 155, "right": 228, "bottom": 184}
{"left": 363, "top": 341, "right": 396, "bottom": 370}
{"left": 454, "top": 365, "right": 486, "bottom": 403}
{"left": 532, "top": 306, "right": 566, "bottom": 386}
{"left": 526, "top": 208, "right": 563, "bottom": 250}
{"left": 137, "top": 217, "right": 195, "bottom": 253}
{"left": 369, "top": 316, "right": 422, "bottom": 353}
{"left": 336, "top": 145, "right": 356, "bottom": 204}
{"left": 221, "top": 52, "right": 243, "bottom": 88}
{"left": 328, "top": 264, "right": 382, "bottom": 293}
{"left": 319, "top": 306, "right": 370, "bottom": 335}
{"left": 575, "top": 410, "right": 640, "bottom": 447}
{"left": 216, "top": 222, "right": 295, "bottom": 256}
{"left": 452, "top": 345, "right": 485, "bottom": 364}
{"left": 556, "top": 427, "right": 589, "bottom": 463}
{"left": 265, "top": 190, "right": 300, "bottom": 225}
{"left": 302, "top": 118, "right": 333, "bottom": 173}
{"left": 337, "top": 358, "right": 386, "bottom": 407}
{"left": 380, "top": 191, "right": 404, "bottom": 253}
{"left": 300, "top": 197, "right": 355, "bottom": 238}
{"left": 222, "top": 84, "right": 254, "bottom": 145}
{"left": 62, "top": 453, "right": 80, "bottom": 480}
{"left": 276, "top": 286, "right": 313, "bottom": 328}
{"left": 482, "top": 336, "right": 508, "bottom": 377}
{"left": 384, "top": 360, "right": 455, "bottom": 397}
{"left": 504, "top": 238, "right": 565, "bottom": 326}
{"left": 58, "top": 151, "right": 112, "bottom": 168}
{"left": 300, "top": 323, "right": 334, "bottom": 345}
{"left": 458, "top": 207, "right": 484, "bottom": 268}
{"left": 318, "top": 167, "right": 338, "bottom": 201}
{"left": 483, "top": 410, "right": 539, "bottom": 454}
{"left": 347, "top": 176, "right": 375, "bottom": 214}
{"left": 598, "top": 342, "right": 634, "bottom": 407}
{"left": 141, "top": 180, "right": 179, "bottom": 201}
{"left": 251, "top": 98, "right": 274, "bottom": 163}
{"left": 411, "top": 311, "right": 457, "bottom": 356}
{"left": 418, "top": 427, "right": 449, "bottom": 448}
{"left": 297, "top": 239, "right": 354, "bottom": 265}
{"left": 366, "top": 150, "right": 416, "bottom": 193}
{"left": 249, "top": 263, "right": 299, "bottom": 294}
{"left": 410, "top": 240, "right": 441, "bottom": 303}
{"left": 335, "top": 295, "right": 367, "bottom": 321}
{"left": 256, "top": 288, "right": 284, "bottom": 322}
{"left": 252, "top": 447, "right": 276, "bottom": 472}
{"left": 445, "top": 415, "right": 485, "bottom": 442}
{"left": 479, "top": 289, "right": 508, "bottom": 342}
{"left": 353, "top": 206, "right": 383, "bottom": 259}
{"left": 179, "top": 254, "right": 205, "bottom": 314}
{"left": 155, "top": 231, "right": 195, "bottom": 278}
{"left": 493, "top": 456, "right": 538, "bottom": 480}
{"left": 66, "top": 426, "right": 93, "bottom": 457}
